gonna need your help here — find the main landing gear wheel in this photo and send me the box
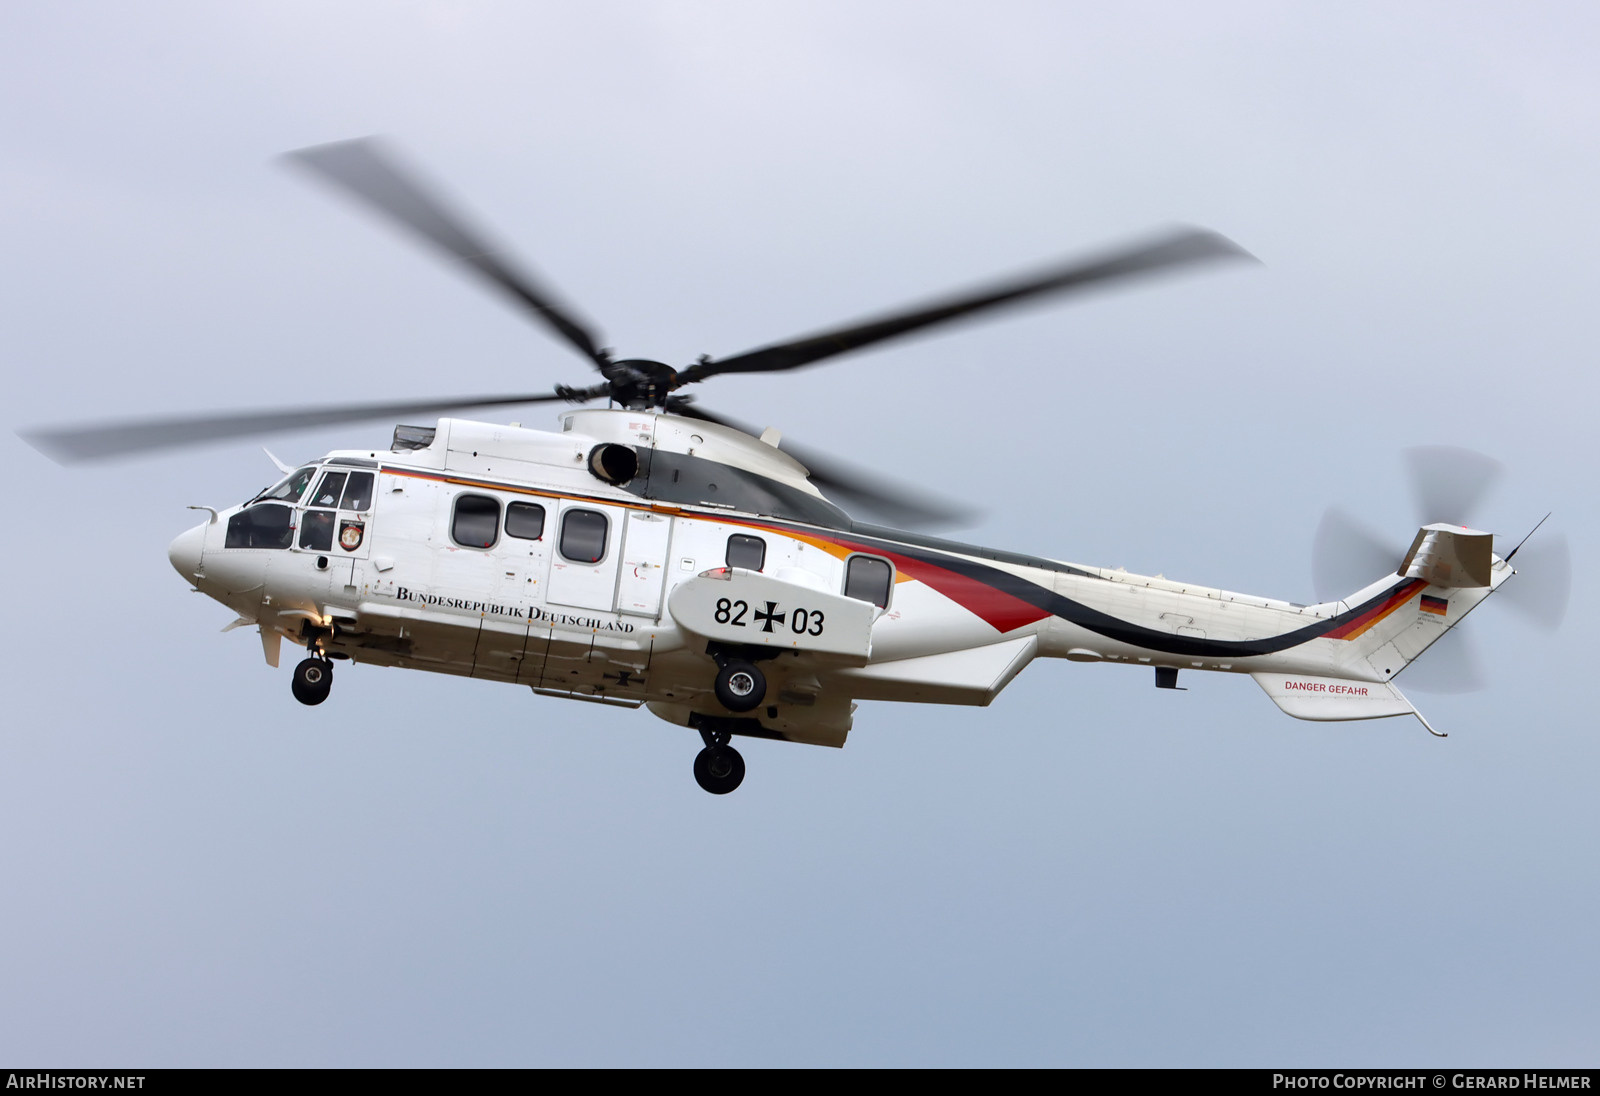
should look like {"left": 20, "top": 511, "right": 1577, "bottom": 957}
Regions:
{"left": 713, "top": 659, "right": 766, "bottom": 713}
{"left": 694, "top": 745, "right": 746, "bottom": 795}
{"left": 291, "top": 657, "right": 333, "bottom": 706}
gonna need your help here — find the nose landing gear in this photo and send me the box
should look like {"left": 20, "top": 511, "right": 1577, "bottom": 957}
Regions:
{"left": 291, "top": 656, "right": 333, "bottom": 706}
{"left": 689, "top": 715, "right": 747, "bottom": 795}
{"left": 693, "top": 743, "right": 746, "bottom": 795}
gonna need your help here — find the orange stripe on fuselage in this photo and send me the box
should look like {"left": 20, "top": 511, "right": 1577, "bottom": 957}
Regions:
{"left": 381, "top": 465, "right": 1046, "bottom": 633}
{"left": 717, "top": 519, "right": 912, "bottom": 582}
{"left": 1323, "top": 579, "right": 1425, "bottom": 640}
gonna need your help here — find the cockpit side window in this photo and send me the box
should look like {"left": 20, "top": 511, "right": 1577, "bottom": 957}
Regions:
{"left": 299, "top": 510, "right": 335, "bottom": 551}
{"left": 452, "top": 494, "right": 501, "bottom": 549}
{"left": 339, "top": 472, "right": 375, "bottom": 512}
{"left": 309, "top": 471, "right": 348, "bottom": 509}
{"left": 225, "top": 503, "right": 293, "bottom": 550}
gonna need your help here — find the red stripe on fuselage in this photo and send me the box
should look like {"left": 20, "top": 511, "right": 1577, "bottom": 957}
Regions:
{"left": 780, "top": 532, "right": 1052, "bottom": 633}
{"left": 870, "top": 548, "right": 1053, "bottom": 633}
{"left": 718, "top": 515, "right": 1053, "bottom": 634}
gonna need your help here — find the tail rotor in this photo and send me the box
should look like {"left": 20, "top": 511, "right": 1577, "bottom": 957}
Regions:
{"left": 1500, "top": 528, "right": 1570, "bottom": 631}
{"left": 1311, "top": 506, "right": 1398, "bottom": 605}
{"left": 1403, "top": 446, "right": 1504, "bottom": 526}
{"left": 1310, "top": 447, "right": 1567, "bottom": 694}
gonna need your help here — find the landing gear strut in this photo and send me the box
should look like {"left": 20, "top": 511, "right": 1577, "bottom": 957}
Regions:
{"left": 691, "top": 720, "right": 746, "bottom": 795}
{"left": 292, "top": 656, "right": 333, "bottom": 706}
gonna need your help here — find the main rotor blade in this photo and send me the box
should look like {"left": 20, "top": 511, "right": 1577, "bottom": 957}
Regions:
{"left": 1312, "top": 506, "right": 1403, "bottom": 603}
{"left": 1404, "top": 446, "right": 1503, "bottom": 526}
{"left": 286, "top": 138, "right": 611, "bottom": 371}
{"left": 22, "top": 389, "right": 598, "bottom": 464}
{"left": 681, "top": 227, "right": 1255, "bottom": 382}
{"left": 670, "top": 403, "right": 978, "bottom": 529}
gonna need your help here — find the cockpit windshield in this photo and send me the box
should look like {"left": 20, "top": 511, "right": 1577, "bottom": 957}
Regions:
{"left": 253, "top": 466, "right": 318, "bottom": 506}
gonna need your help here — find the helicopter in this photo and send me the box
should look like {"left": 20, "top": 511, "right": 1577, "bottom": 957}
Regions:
{"left": 23, "top": 139, "right": 1568, "bottom": 795}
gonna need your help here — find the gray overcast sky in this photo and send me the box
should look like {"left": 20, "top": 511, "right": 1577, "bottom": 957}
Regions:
{"left": 3, "top": 1, "right": 1597, "bottom": 1066}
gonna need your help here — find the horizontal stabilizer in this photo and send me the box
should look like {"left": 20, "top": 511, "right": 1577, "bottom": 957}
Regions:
{"left": 833, "top": 635, "right": 1037, "bottom": 705}
{"left": 1398, "top": 524, "right": 1493, "bottom": 588}
{"left": 1252, "top": 672, "right": 1415, "bottom": 722}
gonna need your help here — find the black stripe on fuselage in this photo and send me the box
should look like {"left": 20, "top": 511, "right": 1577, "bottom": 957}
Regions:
{"left": 377, "top": 461, "right": 1386, "bottom": 659}
{"left": 755, "top": 516, "right": 1404, "bottom": 659}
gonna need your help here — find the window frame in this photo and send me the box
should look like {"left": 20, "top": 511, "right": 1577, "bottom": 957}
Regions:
{"left": 843, "top": 553, "right": 895, "bottom": 609}
{"left": 257, "top": 465, "right": 318, "bottom": 506}
{"left": 298, "top": 509, "right": 336, "bottom": 552}
{"left": 308, "top": 470, "right": 349, "bottom": 510}
{"left": 224, "top": 502, "right": 295, "bottom": 550}
{"left": 558, "top": 507, "right": 609, "bottom": 564}
{"left": 505, "top": 501, "right": 547, "bottom": 541}
{"left": 725, "top": 533, "right": 767, "bottom": 572}
{"left": 450, "top": 493, "right": 502, "bottom": 550}
{"left": 338, "top": 471, "right": 376, "bottom": 512}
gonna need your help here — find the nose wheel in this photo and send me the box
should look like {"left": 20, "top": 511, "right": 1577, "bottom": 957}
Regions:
{"left": 693, "top": 744, "right": 745, "bottom": 795}
{"left": 291, "top": 657, "right": 333, "bottom": 706}
{"left": 690, "top": 716, "right": 748, "bottom": 795}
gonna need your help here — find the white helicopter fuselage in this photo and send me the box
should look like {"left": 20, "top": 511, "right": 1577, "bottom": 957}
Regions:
{"left": 169, "top": 408, "right": 1507, "bottom": 747}
{"left": 29, "top": 138, "right": 1524, "bottom": 794}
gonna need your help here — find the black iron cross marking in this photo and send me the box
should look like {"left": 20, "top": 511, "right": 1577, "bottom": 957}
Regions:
{"left": 602, "top": 670, "right": 636, "bottom": 687}
{"left": 752, "top": 601, "right": 786, "bottom": 633}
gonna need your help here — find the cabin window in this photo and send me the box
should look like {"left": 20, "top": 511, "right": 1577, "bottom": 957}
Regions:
{"left": 506, "top": 501, "right": 546, "bottom": 541}
{"left": 258, "top": 466, "right": 317, "bottom": 505}
{"left": 339, "top": 471, "right": 375, "bottom": 512}
{"left": 299, "top": 510, "right": 335, "bottom": 552}
{"left": 309, "top": 471, "right": 348, "bottom": 509}
{"left": 559, "top": 509, "right": 608, "bottom": 563}
{"left": 452, "top": 494, "right": 501, "bottom": 549}
{"left": 844, "top": 555, "right": 893, "bottom": 608}
{"left": 225, "top": 503, "right": 293, "bottom": 550}
{"left": 726, "top": 534, "right": 766, "bottom": 571}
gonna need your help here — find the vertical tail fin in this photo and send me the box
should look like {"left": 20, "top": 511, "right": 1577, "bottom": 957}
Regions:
{"left": 1254, "top": 524, "right": 1508, "bottom": 731}
{"left": 1344, "top": 524, "right": 1505, "bottom": 681}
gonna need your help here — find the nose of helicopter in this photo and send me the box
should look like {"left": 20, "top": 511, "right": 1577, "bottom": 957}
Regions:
{"left": 168, "top": 522, "right": 206, "bottom": 581}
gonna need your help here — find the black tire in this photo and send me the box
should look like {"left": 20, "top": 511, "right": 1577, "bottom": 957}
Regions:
{"left": 291, "top": 657, "right": 333, "bottom": 706}
{"left": 713, "top": 659, "right": 765, "bottom": 713}
{"left": 693, "top": 745, "right": 746, "bottom": 795}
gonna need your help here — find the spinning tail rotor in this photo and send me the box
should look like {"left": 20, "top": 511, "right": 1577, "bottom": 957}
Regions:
{"left": 1310, "top": 446, "right": 1570, "bottom": 693}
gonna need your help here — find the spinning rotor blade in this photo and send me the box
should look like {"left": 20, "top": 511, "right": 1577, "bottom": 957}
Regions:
{"left": 1313, "top": 446, "right": 1506, "bottom": 602}
{"left": 669, "top": 402, "right": 978, "bottom": 529}
{"left": 1310, "top": 447, "right": 1563, "bottom": 696}
{"left": 1312, "top": 507, "right": 1488, "bottom": 693}
{"left": 1394, "top": 628, "right": 1488, "bottom": 694}
{"left": 23, "top": 389, "right": 599, "bottom": 464}
{"left": 1502, "top": 529, "right": 1570, "bottom": 630}
{"left": 680, "top": 227, "right": 1255, "bottom": 382}
{"left": 1311, "top": 506, "right": 1401, "bottom": 603}
{"left": 286, "top": 138, "right": 610, "bottom": 372}
{"left": 1404, "top": 446, "right": 1503, "bottom": 525}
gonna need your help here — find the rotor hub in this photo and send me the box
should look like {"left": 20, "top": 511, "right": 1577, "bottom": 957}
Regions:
{"left": 605, "top": 358, "right": 680, "bottom": 408}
